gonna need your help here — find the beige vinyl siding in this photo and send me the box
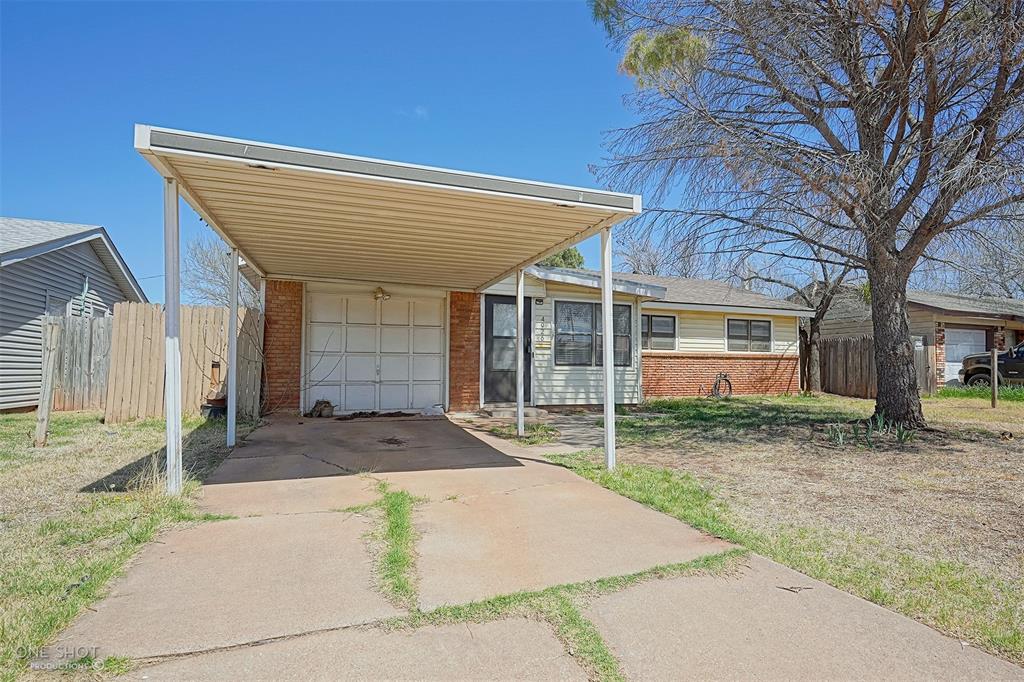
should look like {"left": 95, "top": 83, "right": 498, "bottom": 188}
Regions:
{"left": 641, "top": 307, "right": 800, "bottom": 356}
{"left": 482, "top": 274, "right": 547, "bottom": 298}
{"left": 0, "top": 241, "right": 127, "bottom": 410}
{"left": 531, "top": 283, "right": 641, "bottom": 405}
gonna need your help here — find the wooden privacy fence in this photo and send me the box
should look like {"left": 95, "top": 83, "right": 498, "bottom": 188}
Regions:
{"left": 102, "top": 302, "right": 263, "bottom": 423}
{"left": 45, "top": 315, "right": 113, "bottom": 411}
{"left": 819, "top": 334, "right": 936, "bottom": 399}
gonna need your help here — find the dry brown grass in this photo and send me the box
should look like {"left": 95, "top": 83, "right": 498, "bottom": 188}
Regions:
{"left": 0, "top": 411, "right": 243, "bottom": 680}
{"left": 612, "top": 395, "right": 1023, "bottom": 582}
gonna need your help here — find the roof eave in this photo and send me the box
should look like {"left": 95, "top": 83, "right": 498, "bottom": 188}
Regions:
{"left": 524, "top": 265, "right": 667, "bottom": 299}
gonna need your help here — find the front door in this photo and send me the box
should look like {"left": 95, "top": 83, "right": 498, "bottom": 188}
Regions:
{"left": 484, "top": 295, "right": 531, "bottom": 403}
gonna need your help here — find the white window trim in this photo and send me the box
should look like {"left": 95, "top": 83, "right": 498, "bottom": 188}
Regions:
{"left": 640, "top": 312, "right": 678, "bottom": 352}
{"left": 551, "top": 297, "right": 635, "bottom": 368}
{"left": 724, "top": 316, "right": 775, "bottom": 354}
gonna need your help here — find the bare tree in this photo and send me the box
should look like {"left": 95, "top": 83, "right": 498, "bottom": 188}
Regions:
{"left": 593, "top": 0, "right": 1024, "bottom": 426}
{"left": 735, "top": 246, "right": 854, "bottom": 393}
{"left": 183, "top": 232, "right": 259, "bottom": 310}
{"left": 922, "top": 225, "right": 1024, "bottom": 297}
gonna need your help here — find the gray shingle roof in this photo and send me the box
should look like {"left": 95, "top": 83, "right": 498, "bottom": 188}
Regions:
{"left": 534, "top": 266, "right": 811, "bottom": 313}
{"left": 907, "top": 290, "right": 1024, "bottom": 318}
{"left": 0, "top": 217, "right": 102, "bottom": 256}
{"left": 0, "top": 216, "right": 147, "bottom": 302}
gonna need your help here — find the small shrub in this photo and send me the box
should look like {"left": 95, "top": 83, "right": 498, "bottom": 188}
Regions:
{"left": 826, "top": 423, "right": 846, "bottom": 446}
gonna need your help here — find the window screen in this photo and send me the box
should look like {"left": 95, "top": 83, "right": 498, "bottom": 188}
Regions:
{"left": 727, "top": 319, "right": 772, "bottom": 352}
{"left": 555, "top": 302, "right": 632, "bottom": 366}
{"left": 596, "top": 304, "right": 632, "bottom": 366}
{"left": 554, "top": 302, "right": 594, "bottom": 366}
{"left": 641, "top": 314, "right": 676, "bottom": 350}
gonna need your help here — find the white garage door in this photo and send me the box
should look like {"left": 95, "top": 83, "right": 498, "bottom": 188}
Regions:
{"left": 944, "top": 328, "right": 987, "bottom": 384}
{"left": 305, "top": 293, "right": 445, "bottom": 412}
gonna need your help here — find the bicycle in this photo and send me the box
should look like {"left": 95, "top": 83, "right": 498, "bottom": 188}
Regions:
{"left": 700, "top": 372, "right": 733, "bottom": 398}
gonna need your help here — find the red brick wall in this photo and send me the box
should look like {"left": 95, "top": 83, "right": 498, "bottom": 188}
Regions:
{"left": 449, "top": 292, "right": 480, "bottom": 411}
{"left": 642, "top": 352, "right": 799, "bottom": 398}
{"left": 934, "top": 322, "right": 946, "bottom": 384}
{"left": 993, "top": 328, "right": 1007, "bottom": 351}
{"left": 263, "top": 279, "right": 303, "bottom": 414}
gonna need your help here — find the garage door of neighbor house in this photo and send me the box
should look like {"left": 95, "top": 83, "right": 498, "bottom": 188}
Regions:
{"left": 944, "top": 328, "right": 987, "bottom": 384}
{"left": 305, "top": 293, "right": 445, "bottom": 412}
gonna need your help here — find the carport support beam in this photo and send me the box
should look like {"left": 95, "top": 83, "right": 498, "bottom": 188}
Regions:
{"left": 601, "top": 226, "right": 616, "bottom": 470}
{"left": 227, "top": 247, "right": 239, "bottom": 448}
{"left": 164, "top": 178, "right": 183, "bottom": 494}
{"left": 516, "top": 268, "right": 525, "bottom": 437}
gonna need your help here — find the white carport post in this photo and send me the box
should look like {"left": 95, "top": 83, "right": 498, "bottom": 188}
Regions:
{"left": 226, "top": 247, "right": 239, "bottom": 448}
{"left": 163, "top": 178, "right": 183, "bottom": 494}
{"left": 515, "top": 268, "right": 526, "bottom": 436}
{"left": 601, "top": 227, "right": 616, "bottom": 470}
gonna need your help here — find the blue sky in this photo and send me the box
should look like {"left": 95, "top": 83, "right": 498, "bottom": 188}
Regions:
{"left": 1, "top": 1, "right": 637, "bottom": 302}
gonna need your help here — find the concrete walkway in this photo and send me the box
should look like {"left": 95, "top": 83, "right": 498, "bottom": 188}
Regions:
{"left": 43, "top": 416, "right": 1022, "bottom": 680}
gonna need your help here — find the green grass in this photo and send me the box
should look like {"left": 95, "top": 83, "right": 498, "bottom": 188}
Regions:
{"left": 488, "top": 422, "right": 560, "bottom": 446}
{"left": 936, "top": 384, "right": 1024, "bottom": 402}
{"left": 0, "top": 411, "right": 238, "bottom": 682}
{"left": 347, "top": 481, "right": 420, "bottom": 607}
{"left": 389, "top": 549, "right": 743, "bottom": 681}
{"left": 548, "top": 452, "right": 1024, "bottom": 665}
{"left": 611, "top": 395, "right": 866, "bottom": 445}
{"left": 378, "top": 483, "right": 418, "bottom": 605}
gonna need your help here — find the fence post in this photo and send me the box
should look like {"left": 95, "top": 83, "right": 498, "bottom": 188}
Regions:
{"left": 34, "top": 320, "right": 61, "bottom": 447}
{"left": 991, "top": 348, "right": 998, "bottom": 408}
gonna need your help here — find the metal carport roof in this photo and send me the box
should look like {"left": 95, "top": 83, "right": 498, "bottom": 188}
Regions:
{"left": 135, "top": 125, "right": 641, "bottom": 291}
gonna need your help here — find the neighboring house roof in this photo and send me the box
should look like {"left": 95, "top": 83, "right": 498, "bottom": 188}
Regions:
{"left": 0, "top": 217, "right": 148, "bottom": 302}
{"left": 816, "top": 284, "right": 1024, "bottom": 323}
{"left": 906, "top": 289, "right": 1024, "bottom": 319}
{"left": 528, "top": 266, "right": 813, "bottom": 316}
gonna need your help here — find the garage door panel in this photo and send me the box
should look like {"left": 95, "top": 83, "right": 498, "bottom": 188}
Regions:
{"left": 345, "top": 355, "right": 377, "bottom": 382}
{"left": 945, "top": 329, "right": 987, "bottom": 383}
{"left": 308, "top": 383, "right": 341, "bottom": 407}
{"left": 412, "top": 383, "right": 442, "bottom": 409}
{"left": 381, "top": 327, "right": 410, "bottom": 353}
{"left": 381, "top": 299, "right": 411, "bottom": 325}
{"left": 380, "top": 356, "right": 410, "bottom": 381}
{"left": 344, "top": 384, "right": 376, "bottom": 411}
{"left": 308, "top": 353, "right": 343, "bottom": 383}
{"left": 307, "top": 293, "right": 446, "bottom": 413}
{"left": 413, "top": 356, "right": 442, "bottom": 381}
{"left": 346, "top": 326, "right": 377, "bottom": 353}
{"left": 347, "top": 299, "right": 377, "bottom": 324}
{"left": 414, "top": 327, "right": 443, "bottom": 354}
{"left": 309, "top": 294, "right": 343, "bottom": 323}
{"left": 413, "top": 300, "right": 443, "bottom": 327}
{"left": 380, "top": 384, "right": 410, "bottom": 410}
{"left": 309, "top": 324, "right": 343, "bottom": 353}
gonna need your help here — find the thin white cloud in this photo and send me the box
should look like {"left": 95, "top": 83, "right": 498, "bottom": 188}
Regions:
{"left": 397, "top": 104, "right": 430, "bottom": 120}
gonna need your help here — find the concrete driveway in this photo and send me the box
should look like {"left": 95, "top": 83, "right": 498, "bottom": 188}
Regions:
{"left": 45, "top": 417, "right": 1022, "bottom": 680}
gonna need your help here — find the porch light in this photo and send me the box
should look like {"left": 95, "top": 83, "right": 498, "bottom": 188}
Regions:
{"left": 373, "top": 286, "right": 391, "bottom": 301}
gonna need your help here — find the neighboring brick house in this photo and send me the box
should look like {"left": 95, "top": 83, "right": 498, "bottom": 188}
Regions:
{"left": 262, "top": 266, "right": 810, "bottom": 415}
{"left": 819, "top": 287, "right": 1024, "bottom": 387}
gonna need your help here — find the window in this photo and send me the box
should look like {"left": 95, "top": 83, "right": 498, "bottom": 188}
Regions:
{"left": 641, "top": 314, "right": 676, "bottom": 350}
{"left": 554, "top": 301, "right": 631, "bottom": 366}
{"left": 727, "top": 319, "right": 772, "bottom": 352}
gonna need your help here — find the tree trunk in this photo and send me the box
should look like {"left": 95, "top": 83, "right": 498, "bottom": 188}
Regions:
{"left": 867, "top": 265, "right": 927, "bottom": 428}
{"left": 806, "top": 320, "right": 822, "bottom": 393}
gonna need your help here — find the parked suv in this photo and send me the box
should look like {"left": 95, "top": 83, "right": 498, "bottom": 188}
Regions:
{"left": 959, "top": 341, "right": 1024, "bottom": 386}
